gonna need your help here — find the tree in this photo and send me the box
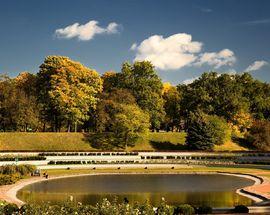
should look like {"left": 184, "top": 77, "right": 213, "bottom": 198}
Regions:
{"left": 101, "top": 71, "right": 119, "bottom": 92}
{"left": 14, "top": 72, "right": 41, "bottom": 131}
{"left": 207, "top": 115, "right": 231, "bottom": 145}
{"left": 178, "top": 72, "right": 251, "bottom": 130}
{"left": 0, "top": 73, "right": 40, "bottom": 131}
{"left": 37, "top": 56, "right": 102, "bottom": 132}
{"left": 95, "top": 88, "right": 136, "bottom": 132}
{"left": 162, "top": 83, "right": 182, "bottom": 131}
{"left": 186, "top": 112, "right": 229, "bottom": 150}
{"left": 114, "top": 61, "right": 165, "bottom": 130}
{"left": 186, "top": 112, "right": 215, "bottom": 150}
{"left": 111, "top": 104, "right": 150, "bottom": 150}
{"left": 246, "top": 120, "right": 270, "bottom": 151}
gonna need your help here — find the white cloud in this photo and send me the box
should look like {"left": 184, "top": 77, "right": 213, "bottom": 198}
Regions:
{"left": 131, "top": 33, "right": 203, "bottom": 70}
{"left": 55, "top": 20, "right": 119, "bottom": 41}
{"left": 195, "top": 49, "right": 236, "bottom": 68}
{"left": 182, "top": 77, "right": 199, "bottom": 85}
{"left": 245, "top": 60, "right": 268, "bottom": 72}
{"left": 131, "top": 33, "right": 236, "bottom": 71}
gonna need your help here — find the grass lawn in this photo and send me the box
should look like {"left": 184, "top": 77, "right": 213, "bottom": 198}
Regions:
{"left": 0, "top": 131, "right": 249, "bottom": 152}
{"left": 0, "top": 132, "right": 186, "bottom": 152}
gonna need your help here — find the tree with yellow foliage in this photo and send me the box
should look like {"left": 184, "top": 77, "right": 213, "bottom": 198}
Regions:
{"left": 37, "top": 56, "right": 102, "bottom": 132}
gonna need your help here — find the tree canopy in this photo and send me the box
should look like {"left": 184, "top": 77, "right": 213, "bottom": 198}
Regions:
{"left": 37, "top": 56, "right": 102, "bottom": 131}
{"left": 1, "top": 56, "right": 270, "bottom": 151}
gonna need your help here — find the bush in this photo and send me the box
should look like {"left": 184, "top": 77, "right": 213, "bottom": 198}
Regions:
{"left": 174, "top": 204, "right": 195, "bottom": 214}
{"left": 0, "top": 174, "right": 21, "bottom": 185}
{"left": 3, "top": 203, "right": 19, "bottom": 215}
{"left": 196, "top": 206, "right": 212, "bottom": 214}
{"left": 0, "top": 156, "right": 46, "bottom": 162}
{"left": 234, "top": 205, "right": 249, "bottom": 213}
{"left": 0, "top": 165, "right": 36, "bottom": 185}
{"left": 0, "top": 164, "right": 36, "bottom": 176}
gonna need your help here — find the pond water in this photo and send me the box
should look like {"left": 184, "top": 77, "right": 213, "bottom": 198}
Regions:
{"left": 17, "top": 174, "right": 255, "bottom": 207}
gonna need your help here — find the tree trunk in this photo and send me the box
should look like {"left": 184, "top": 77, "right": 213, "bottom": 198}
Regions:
{"left": 75, "top": 121, "right": 77, "bottom": 132}
{"left": 67, "top": 123, "right": 71, "bottom": 132}
{"left": 125, "top": 133, "right": 128, "bottom": 151}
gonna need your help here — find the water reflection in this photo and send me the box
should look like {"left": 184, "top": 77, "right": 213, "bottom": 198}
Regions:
{"left": 17, "top": 174, "right": 254, "bottom": 207}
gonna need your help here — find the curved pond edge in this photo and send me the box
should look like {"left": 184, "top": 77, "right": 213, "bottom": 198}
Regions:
{"left": 217, "top": 172, "right": 268, "bottom": 203}
{"left": 0, "top": 171, "right": 269, "bottom": 208}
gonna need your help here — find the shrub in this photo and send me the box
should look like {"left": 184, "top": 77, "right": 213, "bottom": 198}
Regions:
{"left": 0, "top": 174, "right": 21, "bottom": 185}
{"left": 3, "top": 203, "right": 19, "bottom": 215}
{"left": 0, "top": 156, "right": 46, "bottom": 162}
{"left": 0, "top": 164, "right": 36, "bottom": 176}
{"left": 234, "top": 205, "right": 249, "bottom": 213}
{"left": 174, "top": 204, "right": 195, "bottom": 215}
{"left": 196, "top": 206, "right": 212, "bottom": 214}
{"left": 0, "top": 165, "right": 36, "bottom": 185}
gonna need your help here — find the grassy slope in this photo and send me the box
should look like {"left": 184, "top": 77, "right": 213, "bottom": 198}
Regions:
{"left": 0, "top": 132, "right": 186, "bottom": 151}
{"left": 0, "top": 132, "right": 248, "bottom": 152}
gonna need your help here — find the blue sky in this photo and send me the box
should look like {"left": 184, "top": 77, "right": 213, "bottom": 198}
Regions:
{"left": 0, "top": 0, "right": 269, "bottom": 84}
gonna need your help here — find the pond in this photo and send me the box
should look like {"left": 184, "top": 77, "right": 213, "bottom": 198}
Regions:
{"left": 17, "top": 174, "right": 255, "bottom": 207}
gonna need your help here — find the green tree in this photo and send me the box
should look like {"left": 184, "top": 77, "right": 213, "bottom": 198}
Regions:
{"left": 186, "top": 112, "right": 229, "bottom": 150}
{"left": 186, "top": 112, "right": 215, "bottom": 150}
{"left": 37, "top": 56, "right": 102, "bottom": 132}
{"left": 207, "top": 115, "right": 231, "bottom": 145}
{"left": 95, "top": 88, "right": 136, "bottom": 132}
{"left": 246, "top": 120, "right": 270, "bottom": 151}
{"left": 178, "top": 72, "right": 250, "bottom": 129}
{"left": 111, "top": 104, "right": 150, "bottom": 150}
{"left": 114, "top": 61, "right": 165, "bottom": 130}
{"left": 0, "top": 73, "right": 40, "bottom": 131}
{"left": 162, "top": 83, "right": 182, "bottom": 131}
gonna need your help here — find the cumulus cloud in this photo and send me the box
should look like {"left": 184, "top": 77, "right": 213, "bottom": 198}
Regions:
{"left": 55, "top": 20, "right": 119, "bottom": 41}
{"left": 194, "top": 49, "right": 236, "bottom": 68}
{"left": 131, "top": 33, "right": 236, "bottom": 70}
{"left": 245, "top": 60, "right": 268, "bottom": 72}
{"left": 131, "top": 33, "right": 203, "bottom": 70}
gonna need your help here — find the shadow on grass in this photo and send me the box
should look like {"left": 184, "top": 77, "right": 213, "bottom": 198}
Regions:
{"left": 150, "top": 141, "right": 188, "bottom": 151}
{"left": 82, "top": 133, "right": 123, "bottom": 150}
{"left": 231, "top": 136, "right": 255, "bottom": 150}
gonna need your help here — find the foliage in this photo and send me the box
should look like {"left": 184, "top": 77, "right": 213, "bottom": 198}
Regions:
{"left": 196, "top": 205, "right": 212, "bottom": 214}
{"left": 37, "top": 56, "right": 102, "bottom": 131}
{"left": 162, "top": 84, "right": 182, "bottom": 131}
{"left": 95, "top": 88, "right": 136, "bottom": 132}
{"left": 0, "top": 73, "right": 40, "bottom": 131}
{"left": 207, "top": 115, "right": 231, "bottom": 145}
{"left": 246, "top": 120, "right": 270, "bottom": 151}
{"left": 174, "top": 204, "right": 195, "bottom": 214}
{"left": 155, "top": 198, "right": 174, "bottom": 215}
{"left": 0, "top": 164, "right": 36, "bottom": 185}
{"left": 3, "top": 203, "right": 19, "bottom": 215}
{"left": 0, "top": 174, "right": 21, "bottom": 185}
{"left": 186, "top": 112, "right": 229, "bottom": 150}
{"left": 0, "top": 164, "right": 36, "bottom": 176}
{"left": 178, "top": 72, "right": 270, "bottom": 130}
{"left": 111, "top": 104, "right": 150, "bottom": 150}
{"left": 112, "top": 61, "right": 165, "bottom": 129}
{"left": 186, "top": 112, "right": 215, "bottom": 150}
{"left": 2, "top": 198, "right": 189, "bottom": 215}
